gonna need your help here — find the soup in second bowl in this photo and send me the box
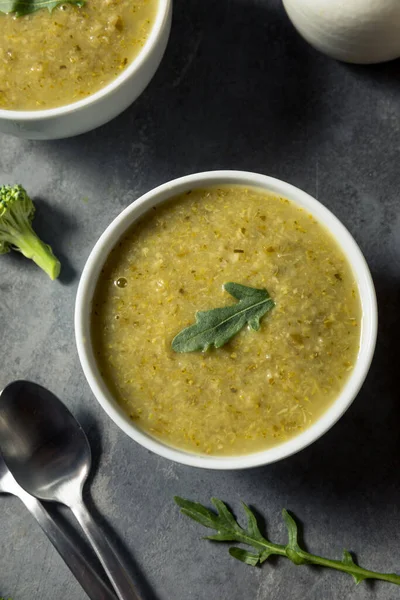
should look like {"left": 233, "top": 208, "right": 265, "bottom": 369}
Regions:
{"left": 91, "top": 186, "right": 361, "bottom": 456}
{"left": 0, "top": 0, "right": 158, "bottom": 110}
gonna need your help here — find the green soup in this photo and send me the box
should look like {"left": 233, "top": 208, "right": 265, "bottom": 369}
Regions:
{"left": 92, "top": 186, "right": 361, "bottom": 456}
{"left": 0, "top": 0, "right": 158, "bottom": 110}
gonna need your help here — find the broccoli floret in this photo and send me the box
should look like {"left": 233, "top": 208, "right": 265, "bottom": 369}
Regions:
{"left": 0, "top": 184, "right": 61, "bottom": 280}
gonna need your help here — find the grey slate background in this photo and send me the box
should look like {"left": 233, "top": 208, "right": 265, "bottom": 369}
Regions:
{"left": 1, "top": 0, "right": 400, "bottom": 598}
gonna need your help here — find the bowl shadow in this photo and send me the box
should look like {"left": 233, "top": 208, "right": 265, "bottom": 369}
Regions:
{"left": 44, "top": 0, "right": 326, "bottom": 191}
{"left": 238, "top": 271, "right": 400, "bottom": 512}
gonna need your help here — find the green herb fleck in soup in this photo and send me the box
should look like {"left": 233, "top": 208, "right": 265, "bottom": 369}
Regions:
{"left": 91, "top": 186, "right": 361, "bottom": 456}
{"left": 0, "top": 0, "right": 158, "bottom": 110}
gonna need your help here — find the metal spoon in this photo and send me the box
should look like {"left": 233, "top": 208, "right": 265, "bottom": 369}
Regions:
{"left": 0, "top": 380, "right": 141, "bottom": 600}
{"left": 0, "top": 453, "right": 116, "bottom": 600}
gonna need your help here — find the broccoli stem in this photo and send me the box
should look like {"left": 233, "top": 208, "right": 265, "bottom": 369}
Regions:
{"left": 15, "top": 227, "right": 61, "bottom": 280}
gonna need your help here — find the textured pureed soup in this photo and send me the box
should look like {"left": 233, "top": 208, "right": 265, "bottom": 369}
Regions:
{"left": 0, "top": 0, "right": 158, "bottom": 110}
{"left": 92, "top": 186, "right": 361, "bottom": 456}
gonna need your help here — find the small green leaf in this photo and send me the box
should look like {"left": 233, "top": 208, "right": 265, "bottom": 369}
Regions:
{"left": 175, "top": 497, "right": 285, "bottom": 559}
{"left": 283, "top": 510, "right": 309, "bottom": 565}
{"left": 282, "top": 510, "right": 301, "bottom": 551}
{"left": 174, "top": 497, "right": 220, "bottom": 530}
{"left": 241, "top": 502, "right": 265, "bottom": 542}
{"left": 0, "top": 0, "right": 85, "bottom": 16}
{"left": 342, "top": 550, "right": 367, "bottom": 584}
{"left": 229, "top": 547, "right": 260, "bottom": 566}
{"left": 259, "top": 548, "right": 273, "bottom": 563}
{"left": 211, "top": 498, "right": 241, "bottom": 532}
{"left": 172, "top": 282, "right": 275, "bottom": 352}
{"left": 342, "top": 549, "right": 354, "bottom": 565}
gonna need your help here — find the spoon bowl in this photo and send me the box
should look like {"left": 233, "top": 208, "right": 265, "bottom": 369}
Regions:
{"left": 0, "top": 380, "right": 140, "bottom": 600}
{"left": 0, "top": 381, "right": 90, "bottom": 503}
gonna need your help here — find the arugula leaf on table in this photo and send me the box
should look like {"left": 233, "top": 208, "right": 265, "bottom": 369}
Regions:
{"left": 172, "top": 282, "right": 275, "bottom": 353}
{"left": 175, "top": 497, "right": 400, "bottom": 588}
{"left": 0, "top": 0, "right": 85, "bottom": 16}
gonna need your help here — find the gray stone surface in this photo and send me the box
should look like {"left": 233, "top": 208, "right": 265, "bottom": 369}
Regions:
{"left": 0, "top": 0, "right": 399, "bottom": 598}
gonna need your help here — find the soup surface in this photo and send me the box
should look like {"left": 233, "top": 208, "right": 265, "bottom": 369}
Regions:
{"left": 0, "top": 0, "right": 157, "bottom": 110}
{"left": 92, "top": 186, "right": 361, "bottom": 456}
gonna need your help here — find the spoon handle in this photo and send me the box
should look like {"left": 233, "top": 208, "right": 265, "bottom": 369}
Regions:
{"left": 19, "top": 492, "right": 116, "bottom": 600}
{"left": 71, "top": 499, "right": 141, "bottom": 600}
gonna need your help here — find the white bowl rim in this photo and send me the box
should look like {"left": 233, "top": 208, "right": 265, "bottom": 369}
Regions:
{"left": 75, "top": 170, "right": 378, "bottom": 470}
{"left": 0, "top": 0, "right": 171, "bottom": 120}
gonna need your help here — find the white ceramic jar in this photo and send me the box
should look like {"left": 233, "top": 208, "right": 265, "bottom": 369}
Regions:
{"left": 283, "top": 0, "right": 400, "bottom": 64}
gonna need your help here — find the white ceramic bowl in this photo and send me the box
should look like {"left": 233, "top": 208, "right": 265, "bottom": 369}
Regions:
{"left": 0, "top": 0, "right": 172, "bottom": 140}
{"left": 75, "top": 171, "right": 377, "bottom": 470}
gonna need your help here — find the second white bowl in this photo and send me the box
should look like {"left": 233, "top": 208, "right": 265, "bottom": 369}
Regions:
{"left": 0, "top": 0, "right": 172, "bottom": 140}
